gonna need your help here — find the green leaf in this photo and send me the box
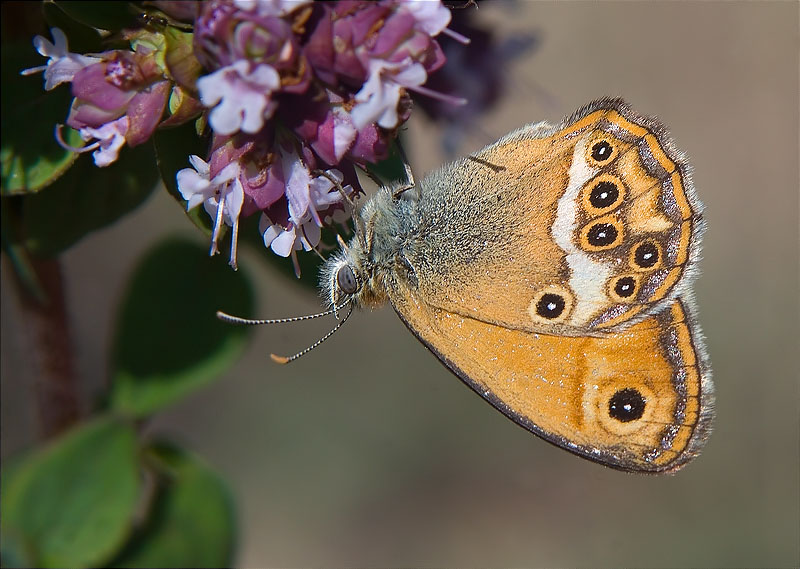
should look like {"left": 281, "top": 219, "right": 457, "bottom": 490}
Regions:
{"left": 7, "top": 140, "right": 160, "bottom": 257}
{"left": 0, "top": 417, "right": 140, "bottom": 569}
{"left": 110, "top": 237, "right": 254, "bottom": 417}
{"left": 153, "top": 121, "right": 212, "bottom": 236}
{"left": 110, "top": 442, "right": 236, "bottom": 568}
{"left": 0, "top": 41, "right": 84, "bottom": 195}
{"left": 42, "top": 1, "right": 105, "bottom": 54}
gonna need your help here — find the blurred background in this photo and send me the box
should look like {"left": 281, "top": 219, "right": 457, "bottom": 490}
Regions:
{"left": 2, "top": 1, "right": 798, "bottom": 567}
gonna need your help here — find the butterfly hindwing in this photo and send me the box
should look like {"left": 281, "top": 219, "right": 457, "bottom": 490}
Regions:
{"left": 391, "top": 287, "right": 713, "bottom": 473}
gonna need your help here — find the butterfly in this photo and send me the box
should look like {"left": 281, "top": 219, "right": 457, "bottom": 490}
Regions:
{"left": 228, "top": 98, "right": 714, "bottom": 473}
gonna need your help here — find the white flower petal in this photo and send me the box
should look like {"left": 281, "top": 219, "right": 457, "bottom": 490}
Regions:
{"left": 177, "top": 170, "right": 210, "bottom": 209}
{"left": 43, "top": 54, "right": 100, "bottom": 90}
{"left": 300, "top": 220, "right": 321, "bottom": 249}
{"left": 196, "top": 69, "right": 226, "bottom": 107}
{"left": 207, "top": 102, "right": 241, "bottom": 136}
{"left": 398, "top": 0, "right": 451, "bottom": 36}
{"left": 238, "top": 92, "right": 270, "bottom": 134}
{"left": 271, "top": 227, "right": 298, "bottom": 257}
{"left": 332, "top": 108, "right": 357, "bottom": 162}
{"left": 23, "top": 28, "right": 100, "bottom": 90}
{"left": 177, "top": 156, "right": 216, "bottom": 209}
{"left": 48, "top": 27, "right": 69, "bottom": 54}
{"left": 213, "top": 162, "right": 241, "bottom": 184}
{"left": 351, "top": 70, "right": 384, "bottom": 129}
{"left": 234, "top": 0, "right": 311, "bottom": 16}
{"left": 33, "top": 28, "right": 64, "bottom": 59}
{"left": 309, "top": 173, "right": 342, "bottom": 210}
{"left": 393, "top": 62, "right": 427, "bottom": 88}
{"left": 80, "top": 116, "right": 129, "bottom": 167}
{"left": 281, "top": 150, "right": 313, "bottom": 222}
{"left": 246, "top": 61, "right": 280, "bottom": 90}
{"left": 259, "top": 213, "right": 272, "bottom": 238}
{"left": 262, "top": 222, "right": 280, "bottom": 247}
{"left": 203, "top": 197, "right": 220, "bottom": 220}
{"left": 198, "top": 61, "right": 280, "bottom": 136}
{"left": 225, "top": 178, "right": 245, "bottom": 222}
{"left": 188, "top": 155, "right": 210, "bottom": 176}
{"left": 233, "top": 0, "right": 257, "bottom": 10}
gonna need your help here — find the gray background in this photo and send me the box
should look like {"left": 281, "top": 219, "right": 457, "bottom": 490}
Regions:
{"left": 3, "top": 2, "right": 799, "bottom": 567}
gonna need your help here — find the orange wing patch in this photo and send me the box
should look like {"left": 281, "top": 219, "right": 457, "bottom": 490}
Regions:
{"left": 392, "top": 285, "right": 711, "bottom": 473}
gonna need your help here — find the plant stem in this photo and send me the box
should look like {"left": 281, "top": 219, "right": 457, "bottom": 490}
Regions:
{"left": 11, "top": 255, "right": 82, "bottom": 438}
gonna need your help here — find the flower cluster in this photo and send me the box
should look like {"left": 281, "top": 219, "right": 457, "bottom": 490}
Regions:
{"left": 23, "top": 0, "right": 467, "bottom": 272}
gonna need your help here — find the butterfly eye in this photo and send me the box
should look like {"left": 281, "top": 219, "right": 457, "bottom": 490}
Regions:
{"left": 630, "top": 240, "right": 662, "bottom": 271}
{"left": 336, "top": 265, "right": 358, "bottom": 294}
{"left": 608, "top": 388, "right": 647, "bottom": 423}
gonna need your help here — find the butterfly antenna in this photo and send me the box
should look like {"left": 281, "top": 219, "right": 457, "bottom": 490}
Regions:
{"left": 216, "top": 303, "right": 348, "bottom": 325}
{"left": 270, "top": 302, "right": 354, "bottom": 364}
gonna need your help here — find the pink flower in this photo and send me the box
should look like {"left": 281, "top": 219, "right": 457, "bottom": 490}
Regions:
{"left": 260, "top": 149, "right": 353, "bottom": 273}
{"left": 347, "top": 120, "right": 391, "bottom": 165}
{"left": 302, "top": 1, "right": 465, "bottom": 131}
{"left": 260, "top": 213, "right": 320, "bottom": 258}
{"left": 20, "top": 27, "right": 100, "bottom": 90}
{"left": 351, "top": 59, "right": 427, "bottom": 129}
{"left": 78, "top": 116, "right": 130, "bottom": 167}
{"left": 397, "top": 0, "right": 453, "bottom": 37}
{"left": 194, "top": 1, "right": 311, "bottom": 92}
{"left": 281, "top": 149, "right": 350, "bottom": 226}
{"left": 238, "top": 150, "right": 287, "bottom": 214}
{"left": 28, "top": 1, "right": 472, "bottom": 271}
{"left": 286, "top": 91, "right": 359, "bottom": 166}
{"left": 63, "top": 50, "right": 170, "bottom": 165}
{"left": 197, "top": 59, "right": 280, "bottom": 135}
{"left": 233, "top": 0, "right": 311, "bottom": 17}
{"left": 177, "top": 155, "right": 245, "bottom": 268}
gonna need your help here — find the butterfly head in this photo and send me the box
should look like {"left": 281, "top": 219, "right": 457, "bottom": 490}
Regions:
{"left": 321, "top": 230, "right": 389, "bottom": 313}
{"left": 322, "top": 254, "right": 361, "bottom": 307}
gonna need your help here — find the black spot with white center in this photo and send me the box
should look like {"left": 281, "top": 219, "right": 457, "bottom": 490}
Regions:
{"left": 536, "top": 293, "right": 565, "bottom": 319}
{"left": 608, "top": 388, "right": 646, "bottom": 422}
{"left": 614, "top": 276, "right": 636, "bottom": 298}
{"left": 634, "top": 242, "right": 659, "bottom": 268}
{"left": 589, "top": 180, "right": 619, "bottom": 209}
{"left": 587, "top": 223, "right": 618, "bottom": 247}
{"left": 591, "top": 140, "right": 613, "bottom": 162}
